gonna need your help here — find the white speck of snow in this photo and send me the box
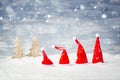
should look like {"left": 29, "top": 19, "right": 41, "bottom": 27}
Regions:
{"left": 76, "top": 18, "right": 79, "bottom": 21}
{"left": 22, "top": 17, "right": 27, "bottom": 21}
{"left": 46, "top": 20, "right": 49, "bottom": 23}
{"left": 74, "top": 8, "right": 77, "bottom": 11}
{"left": 80, "top": 5, "right": 85, "bottom": 10}
{"left": 94, "top": 6, "right": 97, "bottom": 9}
{"left": 0, "top": 17, "right": 3, "bottom": 21}
{"left": 9, "top": 18, "right": 12, "bottom": 21}
{"left": 101, "top": 14, "right": 107, "bottom": 19}
{"left": 20, "top": 8, "right": 23, "bottom": 11}
{"left": 37, "top": 12, "right": 40, "bottom": 14}
{"left": 47, "top": 15, "right": 52, "bottom": 18}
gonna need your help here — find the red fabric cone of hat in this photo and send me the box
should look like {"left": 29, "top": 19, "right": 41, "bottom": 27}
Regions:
{"left": 73, "top": 37, "right": 88, "bottom": 64}
{"left": 92, "top": 34, "right": 104, "bottom": 63}
{"left": 41, "top": 48, "right": 53, "bottom": 65}
{"left": 52, "top": 45, "right": 70, "bottom": 64}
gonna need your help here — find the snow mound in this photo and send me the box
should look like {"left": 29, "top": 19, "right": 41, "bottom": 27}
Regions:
{"left": 0, "top": 53, "right": 120, "bottom": 80}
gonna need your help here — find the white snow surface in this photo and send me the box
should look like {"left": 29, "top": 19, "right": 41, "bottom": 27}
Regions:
{"left": 0, "top": 53, "right": 120, "bottom": 80}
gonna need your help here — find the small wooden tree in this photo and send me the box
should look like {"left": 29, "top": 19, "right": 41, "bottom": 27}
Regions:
{"left": 28, "top": 37, "right": 40, "bottom": 57}
{"left": 12, "top": 37, "right": 25, "bottom": 58}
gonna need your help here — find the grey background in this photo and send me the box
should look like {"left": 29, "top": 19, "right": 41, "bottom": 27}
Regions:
{"left": 0, "top": 0, "right": 120, "bottom": 56}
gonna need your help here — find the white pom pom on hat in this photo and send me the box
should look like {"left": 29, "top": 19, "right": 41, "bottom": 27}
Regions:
{"left": 96, "top": 33, "right": 99, "bottom": 37}
{"left": 73, "top": 37, "right": 77, "bottom": 41}
{"left": 51, "top": 45, "right": 55, "bottom": 49}
{"left": 41, "top": 47, "right": 45, "bottom": 51}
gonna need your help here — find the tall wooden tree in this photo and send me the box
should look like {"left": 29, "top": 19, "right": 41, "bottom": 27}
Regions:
{"left": 12, "top": 37, "right": 25, "bottom": 58}
{"left": 28, "top": 37, "right": 40, "bottom": 57}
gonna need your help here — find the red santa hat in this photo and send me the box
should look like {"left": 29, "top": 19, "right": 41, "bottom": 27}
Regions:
{"left": 41, "top": 48, "right": 53, "bottom": 65}
{"left": 73, "top": 37, "right": 88, "bottom": 64}
{"left": 51, "top": 45, "right": 70, "bottom": 64}
{"left": 92, "top": 34, "right": 104, "bottom": 63}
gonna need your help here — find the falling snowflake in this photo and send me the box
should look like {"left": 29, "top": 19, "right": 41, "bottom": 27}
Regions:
{"left": 20, "top": 8, "right": 23, "bottom": 11}
{"left": 101, "top": 14, "right": 107, "bottom": 19}
{"left": 74, "top": 8, "right": 77, "bottom": 11}
{"left": 46, "top": 20, "right": 49, "bottom": 23}
{"left": 94, "top": 6, "right": 97, "bottom": 9}
{"left": 47, "top": 15, "right": 52, "bottom": 18}
{"left": 76, "top": 18, "right": 79, "bottom": 21}
{"left": 0, "top": 16, "right": 3, "bottom": 21}
{"left": 80, "top": 5, "right": 85, "bottom": 10}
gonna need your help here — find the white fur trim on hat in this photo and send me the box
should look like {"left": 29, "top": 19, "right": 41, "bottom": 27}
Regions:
{"left": 51, "top": 45, "right": 55, "bottom": 49}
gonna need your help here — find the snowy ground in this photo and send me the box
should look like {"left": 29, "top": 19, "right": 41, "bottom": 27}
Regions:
{"left": 0, "top": 53, "right": 120, "bottom": 80}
